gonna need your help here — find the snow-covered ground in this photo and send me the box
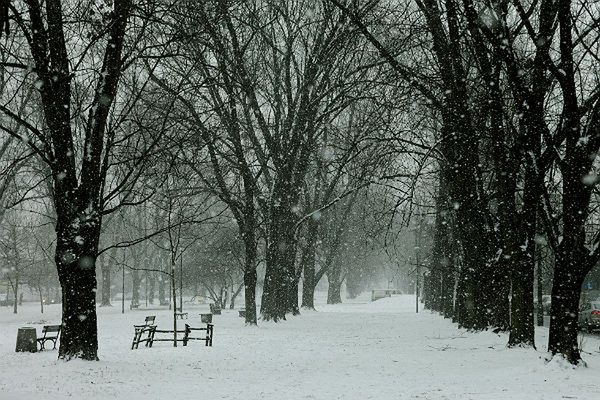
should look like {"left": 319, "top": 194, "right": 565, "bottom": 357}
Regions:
{"left": 1, "top": 294, "right": 599, "bottom": 400}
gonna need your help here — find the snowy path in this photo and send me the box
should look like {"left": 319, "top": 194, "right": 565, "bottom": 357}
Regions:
{"left": 1, "top": 295, "right": 599, "bottom": 400}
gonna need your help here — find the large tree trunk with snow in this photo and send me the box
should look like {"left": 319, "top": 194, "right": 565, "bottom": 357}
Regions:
{"left": 55, "top": 211, "right": 102, "bottom": 361}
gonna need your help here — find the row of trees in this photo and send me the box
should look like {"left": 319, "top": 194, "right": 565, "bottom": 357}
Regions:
{"left": 340, "top": 0, "right": 600, "bottom": 365}
{"left": 2, "top": 0, "right": 598, "bottom": 366}
{"left": 0, "top": 0, "right": 414, "bottom": 360}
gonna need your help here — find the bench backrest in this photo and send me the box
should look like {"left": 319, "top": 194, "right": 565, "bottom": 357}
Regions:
{"left": 43, "top": 325, "right": 61, "bottom": 334}
{"left": 145, "top": 316, "right": 156, "bottom": 325}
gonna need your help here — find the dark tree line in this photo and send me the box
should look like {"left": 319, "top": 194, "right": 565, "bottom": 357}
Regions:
{"left": 330, "top": 0, "right": 600, "bottom": 364}
{"left": 2, "top": 0, "right": 598, "bottom": 367}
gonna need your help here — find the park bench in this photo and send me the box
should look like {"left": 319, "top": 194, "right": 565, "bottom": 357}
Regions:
{"left": 239, "top": 309, "right": 246, "bottom": 318}
{"left": 148, "top": 323, "right": 214, "bottom": 347}
{"left": 209, "top": 303, "right": 221, "bottom": 315}
{"left": 131, "top": 316, "right": 157, "bottom": 350}
{"left": 183, "top": 323, "right": 213, "bottom": 346}
{"left": 37, "top": 325, "right": 61, "bottom": 350}
{"left": 175, "top": 312, "right": 188, "bottom": 320}
{"left": 130, "top": 303, "right": 140, "bottom": 310}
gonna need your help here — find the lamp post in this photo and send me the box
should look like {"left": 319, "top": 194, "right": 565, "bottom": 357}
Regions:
{"left": 179, "top": 256, "right": 183, "bottom": 312}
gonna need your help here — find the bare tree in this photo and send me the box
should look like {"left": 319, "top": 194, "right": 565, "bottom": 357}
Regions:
{"left": 0, "top": 1, "right": 176, "bottom": 360}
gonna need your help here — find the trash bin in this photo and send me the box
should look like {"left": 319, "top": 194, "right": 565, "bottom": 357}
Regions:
{"left": 16, "top": 327, "right": 38, "bottom": 353}
{"left": 200, "top": 313, "right": 213, "bottom": 323}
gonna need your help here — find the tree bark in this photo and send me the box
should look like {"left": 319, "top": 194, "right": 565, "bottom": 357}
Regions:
{"left": 39, "top": 287, "right": 44, "bottom": 314}
{"left": 243, "top": 229, "right": 258, "bottom": 324}
{"left": 100, "top": 250, "right": 113, "bottom": 307}
{"left": 261, "top": 177, "right": 301, "bottom": 320}
{"left": 301, "top": 218, "right": 319, "bottom": 309}
{"left": 536, "top": 248, "right": 544, "bottom": 327}
{"left": 131, "top": 257, "right": 141, "bottom": 307}
{"left": 326, "top": 261, "right": 343, "bottom": 304}
{"left": 12, "top": 276, "right": 18, "bottom": 314}
{"left": 158, "top": 274, "right": 167, "bottom": 306}
{"left": 548, "top": 260, "right": 586, "bottom": 363}
{"left": 148, "top": 273, "right": 156, "bottom": 305}
{"left": 428, "top": 174, "right": 455, "bottom": 318}
{"left": 55, "top": 225, "right": 101, "bottom": 360}
{"left": 419, "top": 0, "right": 494, "bottom": 331}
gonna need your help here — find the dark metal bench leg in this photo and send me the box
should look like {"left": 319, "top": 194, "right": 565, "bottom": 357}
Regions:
{"left": 148, "top": 328, "right": 156, "bottom": 348}
{"left": 132, "top": 330, "right": 141, "bottom": 350}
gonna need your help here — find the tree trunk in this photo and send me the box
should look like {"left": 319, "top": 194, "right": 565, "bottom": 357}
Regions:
{"left": 327, "top": 281, "right": 342, "bottom": 304}
{"left": 39, "top": 287, "right": 44, "bottom": 314}
{"left": 508, "top": 257, "right": 535, "bottom": 347}
{"left": 419, "top": 0, "right": 494, "bottom": 331}
{"left": 428, "top": 174, "right": 455, "bottom": 318}
{"left": 148, "top": 274, "right": 156, "bottom": 305}
{"left": 12, "top": 277, "right": 18, "bottom": 314}
{"left": 288, "top": 276, "right": 300, "bottom": 315}
{"left": 56, "top": 231, "right": 100, "bottom": 361}
{"left": 221, "top": 286, "right": 228, "bottom": 310}
{"left": 171, "top": 262, "right": 177, "bottom": 347}
{"left": 158, "top": 274, "right": 167, "bottom": 306}
{"left": 507, "top": 160, "right": 537, "bottom": 346}
{"left": 242, "top": 227, "right": 258, "bottom": 324}
{"left": 301, "top": 267, "right": 316, "bottom": 309}
{"left": 230, "top": 282, "right": 243, "bottom": 309}
{"left": 508, "top": 168, "right": 537, "bottom": 346}
{"left": 536, "top": 248, "right": 544, "bottom": 327}
{"left": 261, "top": 178, "right": 300, "bottom": 321}
{"left": 301, "top": 218, "right": 319, "bottom": 309}
{"left": 326, "top": 262, "right": 342, "bottom": 304}
{"left": 440, "top": 263, "right": 455, "bottom": 318}
{"left": 54, "top": 285, "right": 61, "bottom": 304}
{"left": 100, "top": 251, "right": 112, "bottom": 307}
{"left": 131, "top": 266, "right": 141, "bottom": 306}
{"left": 548, "top": 261, "right": 586, "bottom": 364}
